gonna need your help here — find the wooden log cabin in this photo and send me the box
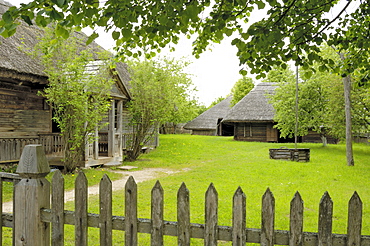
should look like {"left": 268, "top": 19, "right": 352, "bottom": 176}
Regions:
{"left": 222, "top": 82, "right": 337, "bottom": 143}
{"left": 0, "top": 0, "right": 142, "bottom": 167}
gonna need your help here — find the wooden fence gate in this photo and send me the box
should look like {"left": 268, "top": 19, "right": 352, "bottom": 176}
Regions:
{"left": 1, "top": 144, "right": 370, "bottom": 245}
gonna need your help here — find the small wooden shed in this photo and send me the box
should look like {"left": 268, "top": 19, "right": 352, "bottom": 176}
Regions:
{"left": 183, "top": 96, "right": 234, "bottom": 136}
{"left": 222, "top": 83, "right": 278, "bottom": 142}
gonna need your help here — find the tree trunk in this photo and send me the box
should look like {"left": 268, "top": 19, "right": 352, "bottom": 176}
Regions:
{"left": 338, "top": 52, "right": 354, "bottom": 166}
{"left": 342, "top": 74, "right": 354, "bottom": 166}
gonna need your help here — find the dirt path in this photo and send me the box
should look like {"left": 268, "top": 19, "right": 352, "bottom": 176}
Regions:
{"left": 3, "top": 167, "right": 187, "bottom": 213}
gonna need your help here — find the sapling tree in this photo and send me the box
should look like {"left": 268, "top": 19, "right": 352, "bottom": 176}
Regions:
{"left": 34, "top": 27, "right": 114, "bottom": 173}
{"left": 126, "top": 57, "right": 196, "bottom": 161}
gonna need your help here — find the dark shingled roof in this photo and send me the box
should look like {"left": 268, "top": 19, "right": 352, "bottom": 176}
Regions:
{"left": 0, "top": 0, "right": 131, "bottom": 98}
{"left": 222, "top": 82, "right": 277, "bottom": 123}
{"left": 184, "top": 96, "right": 232, "bottom": 130}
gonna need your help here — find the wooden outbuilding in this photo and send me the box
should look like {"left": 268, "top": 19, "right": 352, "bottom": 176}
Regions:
{"left": 222, "top": 83, "right": 279, "bottom": 142}
{"left": 0, "top": 0, "right": 154, "bottom": 167}
{"left": 183, "top": 96, "right": 234, "bottom": 136}
{"left": 222, "top": 82, "right": 337, "bottom": 144}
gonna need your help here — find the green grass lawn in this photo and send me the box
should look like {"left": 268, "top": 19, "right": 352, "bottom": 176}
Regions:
{"left": 4, "top": 135, "right": 370, "bottom": 245}
{"left": 81, "top": 134, "right": 370, "bottom": 245}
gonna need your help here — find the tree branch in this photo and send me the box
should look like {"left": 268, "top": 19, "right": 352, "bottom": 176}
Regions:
{"left": 295, "top": 0, "right": 353, "bottom": 46}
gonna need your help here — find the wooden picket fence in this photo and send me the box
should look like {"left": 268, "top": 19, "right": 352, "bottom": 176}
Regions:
{"left": 1, "top": 144, "right": 370, "bottom": 245}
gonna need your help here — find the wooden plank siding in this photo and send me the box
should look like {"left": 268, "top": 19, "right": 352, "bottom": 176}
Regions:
{"left": 234, "top": 122, "right": 278, "bottom": 142}
{"left": 0, "top": 87, "right": 51, "bottom": 138}
{"left": 192, "top": 130, "right": 217, "bottom": 136}
{"left": 302, "top": 130, "right": 338, "bottom": 144}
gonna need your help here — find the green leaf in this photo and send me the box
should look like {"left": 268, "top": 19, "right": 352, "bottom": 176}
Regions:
{"left": 57, "top": 0, "right": 66, "bottom": 7}
{"left": 112, "top": 31, "right": 120, "bottom": 40}
{"left": 36, "top": 15, "right": 48, "bottom": 27}
{"left": 2, "top": 12, "right": 13, "bottom": 24}
{"left": 21, "top": 15, "right": 33, "bottom": 25}
{"left": 86, "top": 32, "right": 99, "bottom": 45}
{"left": 50, "top": 9, "right": 64, "bottom": 21}
{"left": 55, "top": 25, "right": 69, "bottom": 39}
{"left": 256, "top": 1, "right": 266, "bottom": 10}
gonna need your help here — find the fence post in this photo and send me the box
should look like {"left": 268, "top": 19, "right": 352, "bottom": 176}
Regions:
{"left": 14, "top": 144, "right": 50, "bottom": 246}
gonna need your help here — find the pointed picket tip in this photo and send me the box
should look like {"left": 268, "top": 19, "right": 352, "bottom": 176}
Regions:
{"left": 233, "top": 186, "right": 246, "bottom": 200}
{"left": 178, "top": 182, "right": 189, "bottom": 195}
{"left": 179, "top": 182, "right": 187, "bottom": 191}
{"left": 320, "top": 191, "right": 332, "bottom": 204}
{"left": 263, "top": 188, "right": 274, "bottom": 200}
{"left": 125, "top": 175, "right": 137, "bottom": 187}
{"left": 349, "top": 191, "right": 362, "bottom": 204}
{"left": 291, "top": 191, "right": 303, "bottom": 204}
{"left": 52, "top": 169, "right": 63, "bottom": 182}
{"left": 127, "top": 175, "right": 136, "bottom": 183}
{"left": 153, "top": 180, "right": 162, "bottom": 189}
{"left": 152, "top": 180, "right": 164, "bottom": 194}
{"left": 100, "top": 173, "right": 112, "bottom": 184}
{"left": 206, "top": 183, "right": 218, "bottom": 196}
{"left": 234, "top": 186, "right": 244, "bottom": 196}
{"left": 76, "top": 170, "right": 87, "bottom": 183}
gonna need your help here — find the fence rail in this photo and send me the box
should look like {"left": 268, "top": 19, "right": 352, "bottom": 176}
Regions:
{"left": 1, "top": 144, "right": 370, "bottom": 245}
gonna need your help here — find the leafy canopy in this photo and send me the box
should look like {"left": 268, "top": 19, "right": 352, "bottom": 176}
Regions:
{"left": 2, "top": 1, "right": 369, "bottom": 79}
{"left": 125, "top": 57, "right": 197, "bottom": 161}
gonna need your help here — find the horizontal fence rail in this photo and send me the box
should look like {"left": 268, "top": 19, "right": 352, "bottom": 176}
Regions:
{"left": 2, "top": 144, "right": 370, "bottom": 245}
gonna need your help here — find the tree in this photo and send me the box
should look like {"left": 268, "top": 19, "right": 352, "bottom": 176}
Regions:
{"left": 126, "top": 57, "right": 196, "bottom": 161}
{"left": 34, "top": 27, "right": 114, "bottom": 173}
{"left": 262, "top": 65, "right": 296, "bottom": 84}
{"left": 270, "top": 46, "right": 370, "bottom": 146}
{"left": 230, "top": 76, "right": 254, "bottom": 106}
{"left": 208, "top": 96, "right": 226, "bottom": 109}
{"left": 3, "top": 0, "right": 369, "bottom": 166}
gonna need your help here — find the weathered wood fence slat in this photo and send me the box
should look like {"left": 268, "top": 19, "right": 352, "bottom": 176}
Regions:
{"left": 1, "top": 144, "right": 370, "bottom": 245}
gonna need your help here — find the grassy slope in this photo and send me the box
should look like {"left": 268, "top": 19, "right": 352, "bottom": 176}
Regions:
{"left": 81, "top": 134, "right": 370, "bottom": 245}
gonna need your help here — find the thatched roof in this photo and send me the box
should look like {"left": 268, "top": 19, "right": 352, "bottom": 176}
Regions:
{"left": 184, "top": 96, "right": 232, "bottom": 130}
{"left": 0, "top": 0, "right": 131, "bottom": 98}
{"left": 0, "top": 0, "right": 48, "bottom": 84}
{"left": 222, "top": 82, "right": 277, "bottom": 123}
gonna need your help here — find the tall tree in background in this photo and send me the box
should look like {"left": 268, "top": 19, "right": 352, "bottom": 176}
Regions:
{"left": 3, "top": 0, "right": 369, "bottom": 165}
{"left": 230, "top": 76, "right": 254, "bottom": 106}
{"left": 126, "top": 57, "right": 196, "bottom": 161}
{"left": 262, "top": 65, "right": 296, "bottom": 84}
{"left": 270, "top": 46, "right": 370, "bottom": 146}
{"left": 34, "top": 27, "right": 113, "bottom": 173}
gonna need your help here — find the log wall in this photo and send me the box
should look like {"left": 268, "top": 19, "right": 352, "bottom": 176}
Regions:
{"left": 0, "top": 86, "right": 50, "bottom": 138}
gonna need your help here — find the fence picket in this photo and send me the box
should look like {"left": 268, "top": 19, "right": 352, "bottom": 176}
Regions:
{"left": 289, "top": 191, "right": 303, "bottom": 246}
{"left": 75, "top": 171, "right": 88, "bottom": 246}
{"left": 177, "top": 182, "right": 190, "bottom": 246}
{"left": 0, "top": 177, "right": 2, "bottom": 246}
{"left": 99, "top": 174, "right": 112, "bottom": 246}
{"left": 52, "top": 170, "right": 64, "bottom": 246}
{"left": 232, "top": 187, "right": 246, "bottom": 246}
{"left": 261, "top": 188, "right": 275, "bottom": 246}
{"left": 205, "top": 183, "right": 218, "bottom": 246}
{"left": 125, "top": 176, "right": 138, "bottom": 246}
{"left": 151, "top": 180, "right": 164, "bottom": 246}
{"left": 347, "top": 192, "right": 362, "bottom": 246}
{"left": 318, "top": 192, "right": 333, "bottom": 246}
